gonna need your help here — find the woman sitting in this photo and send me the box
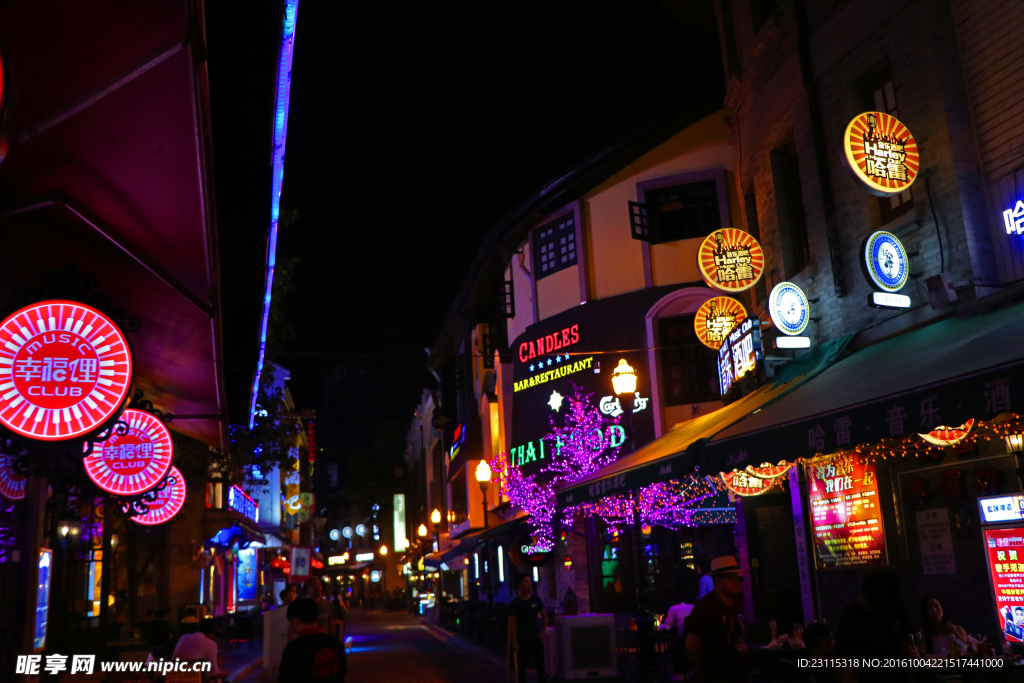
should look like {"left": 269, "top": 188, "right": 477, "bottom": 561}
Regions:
{"left": 920, "top": 596, "right": 968, "bottom": 655}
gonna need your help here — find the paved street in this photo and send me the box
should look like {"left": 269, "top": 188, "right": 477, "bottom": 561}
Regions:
{"left": 345, "top": 610, "right": 507, "bottom": 682}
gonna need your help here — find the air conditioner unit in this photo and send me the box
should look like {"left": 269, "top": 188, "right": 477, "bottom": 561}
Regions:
{"left": 556, "top": 613, "right": 617, "bottom": 679}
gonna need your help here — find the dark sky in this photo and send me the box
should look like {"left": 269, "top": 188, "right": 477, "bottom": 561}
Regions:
{"left": 206, "top": 1, "right": 723, "bottom": 427}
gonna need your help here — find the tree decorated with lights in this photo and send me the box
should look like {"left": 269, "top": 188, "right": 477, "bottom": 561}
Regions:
{"left": 492, "top": 383, "right": 623, "bottom": 551}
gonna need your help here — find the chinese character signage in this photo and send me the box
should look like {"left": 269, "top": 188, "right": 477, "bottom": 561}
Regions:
{"left": 718, "top": 317, "right": 763, "bottom": 398}
{"left": 0, "top": 301, "right": 133, "bottom": 441}
{"left": 768, "top": 282, "right": 810, "bottom": 337}
{"left": 1004, "top": 200, "right": 1024, "bottom": 236}
{"left": 83, "top": 409, "right": 173, "bottom": 496}
{"left": 806, "top": 453, "right": 887, "bottom": 569}
{"left": 721, "top": 461, "right": 793, "bottom": 496}
{"left": 697, "top": 228, "right": 765, "bottom": 293}
{"left": 843, "top": 111, "right": 920, "bottom": 197}
{"left": 863, "top": 231, "right": 909, "bottom": 292}
{"left": 228, "top": 485, "right": 259, "bottom": 524}
{"left": 980, "top": 495, "right": 1024, "bottom": 524}
{"left": 0, "top": 452, "right": 26, "bottom": 501}
{"left": 985, "top": 527, "right": 1024, "bottom": 643}
{"left": 130, "top": 466, "right": 186, "bottom": 526}
{"left": 694, "top": 297, "right": 747, "bottom": 350}
{"left": 916, "top": 508, "right": 955, "bottom": 575}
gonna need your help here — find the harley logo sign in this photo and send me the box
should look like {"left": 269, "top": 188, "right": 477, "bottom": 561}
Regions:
{"left": 0, "top": 301, "right": 133, "bottom": 441}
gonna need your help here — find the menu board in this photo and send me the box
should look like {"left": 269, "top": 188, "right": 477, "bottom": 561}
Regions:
{"left": 806, "top": 453, "right": 887, "bottom": 569}
{"left": 985, "top": 527, "right": 1024, "bottom": 643}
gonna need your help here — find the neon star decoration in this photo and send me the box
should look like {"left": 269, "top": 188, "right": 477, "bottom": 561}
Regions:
{"left": 547, "top": 391, "right": 564, "bottom": 412}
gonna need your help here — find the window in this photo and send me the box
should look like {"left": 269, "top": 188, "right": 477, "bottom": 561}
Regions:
{"left": 866, "top": 76, "right": 914, "bottom": 225}
{"left": 659, "top": 315, "right": 720, "bottom": 406}
{"left": 532, "top": 213, "right": 577, "bottom": 280}
{"left": 644, "top": 180, "right": 722, "bottom": 244}
{"left": 770, "top": 145, "right": 811, "bottom": 278}
{"left": 600, "top": 528, "right": 623, "bottom": 594}
{"left": 750, "top": 0, "right": 776, "bottom": 33}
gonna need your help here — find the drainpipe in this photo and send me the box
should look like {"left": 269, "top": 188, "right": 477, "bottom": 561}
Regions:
{"left": 794, "top": 0, "right": 845, "bottom": 298}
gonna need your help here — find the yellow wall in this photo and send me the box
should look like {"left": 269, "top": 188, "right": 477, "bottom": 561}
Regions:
{"left": 506, "top": 247, "right": 534, "bottom": 344}
{"left": 537, "top": 265, "right": 581, "bottom": 320}
{"left": 583, "top": 110, "right": 734, "bottom": 300}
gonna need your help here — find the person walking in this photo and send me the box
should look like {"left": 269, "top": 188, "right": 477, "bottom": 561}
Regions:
{"left": 172, "top": 618, "right": 229, "bottom": 682}
{"left": 508, "top": 573, "right": 548, "bottom": 683}
{"left": 279, "top": 598, "right": 347, "bottom": 682}
{"left": 685, "top": 556, "right": 747, "bottom": 683}
{"left": 332, "top": 587, "right": 347, "bottom": 640}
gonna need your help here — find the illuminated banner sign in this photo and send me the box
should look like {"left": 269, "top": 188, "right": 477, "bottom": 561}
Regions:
{"left": 394, "top": 493, "right": 407, "bottom": 552}
{"left": 842, "top": 111, "right": 919, "bottom": 197}
{"left": 695, "top": 297, "right": 747, "bottom": 350}
{"left": 717, "top": 318, "right": 762, "bottom": 398}
{"left": 34, "top": 549, "right": 52, "bottom": 652}
{"left": 328, "top": 554, "right": 346, "bottom": 566}
{"left": 1004, "top": 200, "right": 1024, "bottom": 235}
{"left": 449, "top": 424, "right": 465, "bottom": 460}
{"left": 0, "top": 300, "right": 133, "bottom": 441}
{"left": 355, "top": 552, "right": 374, "bottom": 562}
{"left": 0, "top": 452, "right": 26, "bottom": 501}
{"left": 514, "top": 356, "right": 594, "bottom": 393}
{"left": 84, "top": 409, "right": 173, "bottom": 496}
{"left": 518, "top": 324, "right": 580, "bottom": 363}
{"left": 228, "top": 485, "right": 259, "bottom": 524}
{"left": 806, "top": 453, "right": 886, "bottom": 569}
{"left": 981, "top": 494, "right": 1024, "bottom": 524}
{"left": 697, "top": 228, "right": 765, "bottom": 293}
{"left": 290, "top": 546, "right": 312, "bottom": 581}
{"left": 721, "top": 462, "right": 793, "bottom": 496}
{"left": 237, "top": 547, "right": 257, "bottom": 601}
{"left": 516, "top": 532, "right": 554, "bottom": 567}
{"left": 984, "top": 526, "right": 1024, "bottom": 643}
{"left": 131, "top": 466, "right": 187, "bottom": 526}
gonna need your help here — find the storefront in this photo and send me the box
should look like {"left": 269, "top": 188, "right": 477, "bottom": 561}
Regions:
{"left": 203, "top": 484, "right": 265, "bottom": 616}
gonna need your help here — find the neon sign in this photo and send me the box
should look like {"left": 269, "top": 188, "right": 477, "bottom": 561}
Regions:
{"left": 131, "top": 467, "right": 187, "bottom": 526}
{"left": 697, "top": 228, "right": 765, "bottom": 293}
{"left": 598, "top": 393, "right": 649, "bottom": 417}
{"left": 228, "top": 485, "right": 259, "bottom": 524}
{"left": 511, "top": 425, "right": 624, "bottom": 469}
{"left": 842, "top": 111, "right": 920, "bottom": 197}
{"left": 0, "top": 452, "right": 26, "bottom": 501}
{"left": 718, "top": 318, "right": 762, "bottom": 397}
{"left": 0, "top": 301, "right": 133, "bottom": 441}
{"left": 518, "top": 324, "right": 580, "bottom": 363}
{"left": 694, "top": 297, "right": 747, "bottom": 350}
{"left": 1004, "top": 200, "right": 1024, "bottom": 235}
{"left": 84, "top": 409, "right": 173, "bottom": 496}
{"left": 449, "top": 424, "right": 465, "bottom": 460}
{"left": 513, "top": 356, "right": 594, "bottom": 392}
{"left": 355, "top": 552, "right": 374, "bottom": 562}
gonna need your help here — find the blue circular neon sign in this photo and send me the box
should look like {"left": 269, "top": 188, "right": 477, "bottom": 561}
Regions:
{"left": 768, "top": 282, "right": 810, "bottom": 336}
{"left": 864, "top": 231, "right": 908, "bottom": 292}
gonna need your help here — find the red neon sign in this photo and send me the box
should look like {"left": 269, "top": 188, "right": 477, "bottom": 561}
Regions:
{"left": 0, "top": 452, "right": 26, "bottom": 501}
{"left": 131, "top": 466, "right": 186, "bottom": 526}
{"left": 83, "top": 409, "right": 173, "bottom": 496}
{"left": 518, "top": 324, "right": 580, "bottom": 363}
{"left": 0, "top": 301, "right": 133, "bottom": 441}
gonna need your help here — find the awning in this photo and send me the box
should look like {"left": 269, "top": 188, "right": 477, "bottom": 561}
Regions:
{"left": 203, "top": 509, "right": 265, "bottom": 548}
{"left": 555, "top": 335, "right": 853, "bottom": 508}
{"left": 707, "top": 296, "right": 1024, "bottom": 466}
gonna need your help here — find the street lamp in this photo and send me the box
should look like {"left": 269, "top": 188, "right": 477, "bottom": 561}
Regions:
{"left": 431, "top": 508, "right": 441, "bottom": 525}
{"left": 611, "top": 358, "right": 637, "bottom": 395}
{"left": 380, "top": 544, "right": 388, "bottom": 556}
{"left": 418, "top": 524, "right": 428, "bottom": 538}
{"left": 475, "top": 460, "right": 492, "bottom": 530}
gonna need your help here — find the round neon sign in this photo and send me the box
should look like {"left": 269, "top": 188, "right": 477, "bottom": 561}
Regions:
{"left": 83, "top": 408, "right": 173, "bottom": 496}
{"left": 696, "top": 228, "right": 765, "bottom": 293}
{"left": 694, "top": 297, "right": 747, "bottom": 350}
{"left": 0, "top": 301, "right": 133, "bottom": 441}
{"left": 0, "top": 452, "right": 26, "bottom": 501}
{"left": 842, "top": 111, "right": 920, "bottom": 197}
{"left": 768, "top": 282, "right": 810, "bottom": 336}
{"left": 131, "top": 466, "right": 186, "bottom": 526}
{"left": 863, "top": 231, "right": 909, "bottom": 292}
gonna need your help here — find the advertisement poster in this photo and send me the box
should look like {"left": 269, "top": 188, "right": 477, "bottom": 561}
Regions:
{"left": 984, "top": 527, "right": 1024, "bottom": 643}
{"left": 236, "top": 548, "right": 257, "bottom": 601}
{"left": 806, "top": 453, "right": 887, "bottom": 569}
{"left": 917, "top": 508, "right": 956, "bottom": 575}
{"left": 34, "top": 549, "right": 52, "bottom": 652}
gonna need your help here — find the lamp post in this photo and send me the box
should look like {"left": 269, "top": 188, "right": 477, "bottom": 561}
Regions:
{"left": 613, "top": 358, "right": 655, "bottom": 681}
{"left": 475, "top": 460, "right": 492, "bottom": 530}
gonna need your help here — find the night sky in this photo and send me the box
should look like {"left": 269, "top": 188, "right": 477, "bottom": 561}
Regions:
{"left": 206, "top": 1, "right": 723, "bottom": 430}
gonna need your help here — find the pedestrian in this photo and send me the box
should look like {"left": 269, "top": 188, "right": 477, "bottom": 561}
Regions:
{"left": 181, "top": 607, "right": 200, "bottom": 624}
{"left": 279, "top": 598, "right": 347, "bottom": 682}
{"left": 508, "top": 573, "right": 548, "bottom": 683}
{"left": 661, "top": 588, "right": 696, "bottom": 634}
{"left": 280, "top": 584, "right": 296, "bottom": 606}
{"left": 332, "top": 587, "right": 347, "bottom": 640}
{"left": 802, "top": 622, "right": 838, "bottom": 683}
{"left": 305, "top": 577, "right": 336, "bottom": 636}
{"left": 685, "top": 556, "right": 747, "bottom": 683}
{"left": 919, "top": 596, "right": 968, "bottom": 655}
{"left": 834, "top": 568, "right": 913, "bottom": 682}
{"left": 172, "top": 617, "right": 229, "bottom": 682}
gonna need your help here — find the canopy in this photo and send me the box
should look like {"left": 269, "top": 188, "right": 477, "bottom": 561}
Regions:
{"left": 555, "top": 335, "right": 852, "bottom": 508}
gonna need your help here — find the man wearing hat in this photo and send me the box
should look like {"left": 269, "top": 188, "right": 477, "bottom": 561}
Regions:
{"left": 685, "top": 556, "right": 747, "bottom": 682}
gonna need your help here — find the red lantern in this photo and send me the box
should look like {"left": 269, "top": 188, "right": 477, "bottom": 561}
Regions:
{"left": 0, "top": 301, "right": 133, "bottom": 441}
{"left": 83, "top": 409, "right": 173, "bottom": 496}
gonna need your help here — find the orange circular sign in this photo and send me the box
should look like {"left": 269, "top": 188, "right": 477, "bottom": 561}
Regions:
{"left": 843, "top": 112, "right": 920, "bottom": 197}
{"left": 694, "top": 297, "right": 747, "bottom": 349}
{"left": 0, "top": 301, "right": 133, "bottom": 441}
{"left": 697, "top": 228, "right": 764, "bottom": 292}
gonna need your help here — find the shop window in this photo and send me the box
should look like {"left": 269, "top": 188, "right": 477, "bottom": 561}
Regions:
{"left": 633, "top": 180, "right": 721, "bottom": 245}
{"left": 750, "top": 0, "right": 776, "bottom": 33}
{"left": 532, "top": 212, "right": 577, "bottom": 280}
{"left": 659, "top": 315, "right": 720, "bottom": 406}
{"left": 866, "top": 75, "right": 914, "bottom": 225}
{"left": 770, "top": 145, "right": 811, "bottom": 278}
{"left": 601, "top": 528, "right": 623, "bottom": 594}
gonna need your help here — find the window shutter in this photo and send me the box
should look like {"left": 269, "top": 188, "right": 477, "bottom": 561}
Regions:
{"left": 629, "top": 201, "right": 652, "bottom": 241}
{"left": 498, "top": 277, "right": 515, "bottom": 319}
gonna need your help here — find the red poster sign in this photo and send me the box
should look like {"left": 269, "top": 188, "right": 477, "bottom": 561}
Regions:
{"left": 83, "top": 409, "right": 173, "bottom": 496}
{"left": 0, "top": 452, "right": 26, "bottom": 501}
{"left": 0, "top": 301, "right": 133, "bottom": 441}
{"left": 131, "top": 466, "right": 186, "bottom": 526}
{"left": 985, "top": 527, "right": 1024, "bottom": 643}
{"left": 806, "top": 453, "right": 887, "bottom": 569}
